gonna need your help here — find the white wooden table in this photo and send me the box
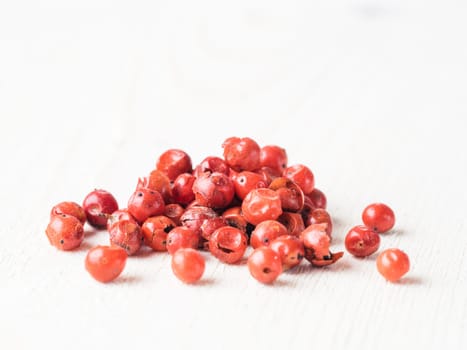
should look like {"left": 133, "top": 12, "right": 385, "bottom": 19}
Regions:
{"left": 1, "top": 1, "right": 466, "bottom": 349}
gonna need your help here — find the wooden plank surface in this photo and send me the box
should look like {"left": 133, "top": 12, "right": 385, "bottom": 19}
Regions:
{"left": 1, "top": 1, "right": 466, "bottom": 349}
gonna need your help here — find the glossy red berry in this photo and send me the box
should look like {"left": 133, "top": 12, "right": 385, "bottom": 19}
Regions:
{"left": 106, "top": 209, "right": 135, "bottom": 232}
{"left": 283, "top": 164, "right": 315, "bottom": 195}
{"left": 172, "top": 173, "right": 196, "bottom": 206}
{"left": 85, "top": 245, "right": 127, "bottom": 283}
{"left": 241, "top": 188, "right": 283, "bottom": 226}
{"left": 232, "top": 171, "right": 267, "bottom": 200}
{"left": 127, "top": 188, "right": 165, "bottom": 224}
{"left": 345, "top": 225, "right": 381, "bottom": 257}
{"left": 171, "top": 248, "right": 206, "bottom": 284}
{"left": 306, "top": 188, "right": 327, "bottom": 210}
{"left": 50, "top": 201, "right": 86, "bottom": 225}
{"left": 209, "top": 226, "right": 248, "bottom": 264}
{"left": 139, "top": 169, "right": 173, "bottom": 204}
{"left": 259, "top": 145, "right": 288, "bottom": 174}
{"left": 108, "top": 219, "right": 143, "bottom": 256}
{"left": 247, "top": 247, "right": 283, "bottom": 284}
{"left": 156, "top": 149, "right": 192, "bottom": 181}
{"left": 255, "top": 166, "right": 282, "bottom": 185}
{"left": 250, "top": 220, "right": 287, "bottom": 249}
{"left": 82, "top": 189, "right": 119, "bottom": 229}
{"left": 192, "top": 172, "right": 235, "bottom": 209}
{"left": 222, "top": 136, "right": 261, "bottom": 171}
{"left": 270, "top": 235, "right": 305, "bottom": 270}
{"left": 166, "top": 226, "right": 199, "bottom": 255}
{"left": 45, "top": 214, "right": 84, "bottom": 250}
{"left": 376, "top": 248, "right": 410, "bottom": 282}
{"left": 141, "top": 216, "right": 175, "bottom": 251}
{"left": 362, "top": 203, "right": 395, "bottom": 233}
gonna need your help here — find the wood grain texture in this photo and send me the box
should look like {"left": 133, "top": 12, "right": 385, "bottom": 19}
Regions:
{"left": 1, "top": 1, "right": 466, "bottom": 349}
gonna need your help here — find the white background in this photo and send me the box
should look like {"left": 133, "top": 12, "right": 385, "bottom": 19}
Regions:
{"left": 1, "top": 1, "right": 466, "bottom": 349}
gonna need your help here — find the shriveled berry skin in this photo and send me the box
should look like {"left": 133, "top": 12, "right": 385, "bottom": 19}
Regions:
{"left": 301, "top": 224, "right": 343, "bottom": 267}
{"left": 192, "top": 172, "right": 235, "bottom": 209}
{"left": 85, "top": 245, "right": 127, "bottom": 283}
{"left": 166, "top": 226, "right": 199, "bottom": 255}
{"left": 255, "top": 166, "right": 282, "bottom": 185}
{"left": 108, "top": 219, "right": 143, "bottom": 256}
{"left": 362, "top": 203, "right": 395, "bottom": 233}
{"left": 193, "top": 156, "right": 230, "bottom": 177}
{"left": 82, "top": 189, "right": 119, "bottom": 229}
{"left": 106, "top": 209, "right": 135, "bottom": 232}
{"left": 270, "top": 235, "right": 304, "bottom": 270}
{"left": 269, "top": 177, "right": 304, "bottom": 212}
{"left": 141, "top": 216, "right": 175, "bottom": 251}
{"left": 250, "top": 220, "right": 288, "bottom": 249}
{"left": 222, "top": 206, "right": 253, "bottom": 237}
{"left": 127, "top": 188, "right": 165, "bottom": 224}
{"left": 156, "top": 149, "right": 192, "bottom": 181}
{"left": 171, "top": 248, "right": 205, "bottom": 284}
{"left": 247, "top": 247, "right": 283, "bottom": 284}
{"left": 222, "top": 136, "right": 261, "bottom": 172}
{"left": 232, "top": 171, "right": 267, "bottom": 200}
{"left": 172, "top": 173, "right": 196, "bottom": 206}
{"left": 377, "top": 248, "right": 410, "bottom": 282}
{"left": 345, "top": 225, "right": 380, "bottom": 257}
{"left": 46, "top": 214, "right": 84, "bottom": 251}
{"left": 259, "top": 145, "right": 288, "bottom": 174}
{"left": 277, "top": 212, "right": 305, "bottom": 237}
{"left": 209, "top": 226, "right": 248, "bottom": 264}
{"left": 241, "top": 188, "right": 283, "bottom": 226}
{"left": 180, "top": 205, "right": 218, "bottom": 235}
{"left": 305, "top": 208, "right": 333, "bottom": 239}
{"left": 139, "top": 170, "right": 173, "bottom": 204}
{"left": 283, "top": 164, "right": 315, "bottom": 195}
{"left": 50, "top": 201, "right": 86, "bottom": 225}
{"left": 164, "top": 203, "right": 185, "bottom": 226}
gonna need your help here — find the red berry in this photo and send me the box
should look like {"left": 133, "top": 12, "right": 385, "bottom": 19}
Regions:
{"left": 222, "top": 136, "right": 261, "bottom": 171}
{"left": 50, "top": 201, "right": 86, "bottom": 225}
{"left": 180, "top": 205, "right": 218, "bottom": 235}
{"left": 45, "top": 214, "right": 84, "bottom": 251}
{"left": 192, "top": 172, "right": 235, "bottom": 209}
{"left": 141, "top": 216, "right": 175, "bottom": 252}
{"left": 164, "top": 203, "right": 185, "bottom": 226}
{"left": 250, "top": 220, "right": 287, "bottom": 249}
{"left": 156, "top": 149, "right": 192, "bottom": 181}
{"left": 376, "top": 248, "right": 410, "bottom": 282}
{"left": 247, "top": 247, "right": 283, "bottom": 284}
{"left": 171, "top": 248, "right": 205, "bottom": 284}
{"left": 232, "top": 171, "right": 267, "bottom": 200}
{"left": 345, "top": 225, "right": 381, "bottom": 257}
{"left": 82, "top": 189, "right": 119, "bottom": 229}
{"left": 106, "top": 209, "right": 135, "bottom": 232}
{"left": 304, "top": 208, "right": 333, "bottom": 239}
{"left": 222, "top": 206, "right": 252, "bottom": 236}
{"left": 209, "top": 226, "right": 248, "bottom": 264}
{"left": 277, "top": 212, "right": 305, "bottom": 237}
{"left": 85, "top": 245, "right": 127, "bottom": 283}
{"left": 193, "top": 156, "right": 230, "bottom": 177}
{"left": 269, "top": 177, "right": 305, "bottom": 212}
{"left": 270, "top": 235, "right": 304, "bottom": 270}
{"left": 108, "top": 219, "right": 143, "bottom": 256}
{"left": 362, "top": 203, "right": 395, "bottom": 233}
{"left": 138, "top": 169, "right": 173, "bottom": 204}
{"left": 241, "top": 188, "right": 283, "bottom": 226}
{"left": 306, "top": 188, "right": 327, "bottom": 210}
{"left": 283, "top": 164, "right": 315, "bottom": 195}
{"left": 166, "top": 226, "right": 199, "bottom": 255}
{"left": 259, "top": 145, "right": 288, "bottom": 174}
{"left": 301, "top": 223, "right": 343, "bottom": 267}
{"left": 127, "top": 188, "right": 165, "bottom": 224}
{"left": 172, "top": 173, "right": 196, "bottom": 206}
